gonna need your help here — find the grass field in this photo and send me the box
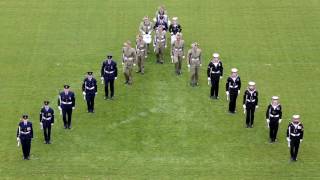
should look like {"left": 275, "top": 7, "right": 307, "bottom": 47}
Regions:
{"left": 1, "top": 0, "right": 320, "bottom": 179}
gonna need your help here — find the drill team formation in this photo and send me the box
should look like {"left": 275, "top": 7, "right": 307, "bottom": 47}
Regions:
{"left": 16, "top": 5, "right": 304, "bottom": 162}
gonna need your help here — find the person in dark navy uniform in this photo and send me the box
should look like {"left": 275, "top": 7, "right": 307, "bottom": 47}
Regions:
{"left": 58, "top": 85, "right": 75, "bottom": 129}
{"left": 39, "top": 101, "right": 54, "bottom": 144}
{"left": 17, "top": 115, "right": 33, "bottom": 160}
{"left": 207, "top": 53, "right": 223, "bottom": 99}
{"left": 266, "top": 96, "right": 282, "bottom": 143}
{"left": 287, "top": 115, "right": 304, "bottom": 161}
{"left": 226, "top": 68, "right": 241, "bottom": 113}
{"left": 82, "top": 72, "right": 97, "bottom": 112}
{"left": 101, "top": 54, "right": 118, "bottom": 100}
{"left": 242, "top": 81, "right": 259, "bottom": 128}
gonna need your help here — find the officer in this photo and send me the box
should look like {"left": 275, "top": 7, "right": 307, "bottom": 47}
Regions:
{"left": 242, "top": 81, "right": 258, "bottom": 128}
{"left": 16, "top": 114, "right": 33, "bottom": 160}
{"left": 287, "top": 115, "right": 304, "bottom": 161}
{"left": 168, "top": 17, "right": 182, "bottom": 45}
{"left": 154, "top": 26, "right": 167, "bottom": 64}
{"left": 207, "top": 53, "right": 223, "bottom": 99}
{"left": 136, "top": 34, "right": 147, "bottom": 74}
{"left": 139, "top": 16, "right": 153, "bottom": 53}
{"left": 266, "top": 96, "right": 282, "bottom": 143}
{"left": 171, "top": 33, "right": 184, "bottom": 75}
{"left": 225, "top": 68, "right": 241, "bottom": 113}
{"left": 58, "top": 85, "right": 75, "bottom": 129}
{"left": 39, "top": 101, "right": 54, "bottom": 144}
{"left": 101, "top": 54, "right": 118, "bottom": 100}
{"left": 154, "top": 15, "right": 168, "bottom": 31}
{"left": 187, "top": 42, "right": 202, "bottom": 86}
{"left": 82, "top": 72, "right": 97, "bottom": 112}
{"left": 122, "top": 41, "right": 136, "bottom": 85}
{"left": 154, "top": 5, "right": 169, "bottom": 24}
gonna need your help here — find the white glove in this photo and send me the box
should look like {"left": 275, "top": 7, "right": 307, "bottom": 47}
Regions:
{"left": 187, "top": 64, "right": 190, "bottom": 68}
{"left": 208, "top": 77, "right": 211, "bottom": 81}
{"left": 279, "top": 119, "right": 282, "bottom": 123}
{"left": 17, "top": 137, "right": 20, "bottom": 141}
{"left": 95, "top": 92, "right": 98, "bottom": 95}
{"left": 200, "top": 64, "right": 202, "bottom": 67}
{"left": 72, "top": 107, "right": 75, "bottom": 110}
{"left": 243, "top": 104, "right": 246, "bottom": 109}
{"left": 133, "top": 64, "right": 136, "bottom": 66}
{"left": 170, "top": 32, "right": 173, "bottom": 35}
{"left": 51, "top": 123, "right": 54, "bottom": 126}
{"left": 115, "top": 77, "right": 118, "bottom": 80}
{"left": 255, "top": 105, "right": 259, "bottom": 109}
{"left": 100, "top": 77, "right": 104, "bottom": 81}
{"left": 238, "top": 90, "right": 240, "bottom": 94}
{"left": 182, "top": 56, "right": 185, "bottom": 59}
{"left": 122, "top": 62, "right": 124, "bottom": 66}
{"left": 40, "top": 122, "right": 43, "bottom": 129}
{"left": 220, "top": 76, "right": 223, "bottom": 79}
{"left": 300, "top": 139, "right": 303, "bottom": 142}
{"left": 82, "top": 91, "right": 86, "bottom": 96}
{"left": 266, "top": 119, "right": 270, "bottom": 124}
{"left": 226, "top": 91, "right": 229, "bottom": 96}
{"left": 58, "top": 106, "right": 62, "bottom": 111}
{"left": 287, "top": 137, "right": 291, "bottom": 142}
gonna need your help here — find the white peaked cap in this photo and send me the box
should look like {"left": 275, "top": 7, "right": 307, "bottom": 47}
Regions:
{"left": 272, "top": 96, "right": 279, "bottom": 100}
{"left": 172, "top": 17, "right": 178, "bottom": 21}
{"left": 248, "top": 81, "right": 256, "bottom": 86}
{"left": 292, "top": 115, "right": 300, "bottom": 119}
{"left": 213, "top": 53, "right": 219, "bottom": 58}
{"left": 231, "top": 68, "right": 238, "bottom": 73}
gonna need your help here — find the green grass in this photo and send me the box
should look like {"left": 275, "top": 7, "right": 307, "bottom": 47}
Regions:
{"left": 1, "top": 0, "right": 320, "bottom": 179}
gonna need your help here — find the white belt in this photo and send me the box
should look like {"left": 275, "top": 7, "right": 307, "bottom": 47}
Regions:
{"left": 61, "top": 101, "right": 72, "bottom": 105}
{"left": 174, "top": 49, "right": 183, "bottom": 51}
{"left": 269, "top": 114, "right": 279, "bottom": 118}
{"left": 104, "top": 70, "right": 114, "bottom": 74}
{"left": 157, "top": 39, "right": 165, "bottom": 42}
{"left": 211, "top": 71, "right": 220, "bottom": 74}
{"left": 20, "top": 131, "right": 30, "bottom": 135}
{"left": 290, "top": 133, "right": 300, "bottom": 137}
{"left": 137, "top": 49, "right": 145, "bottom": 51}
{"left": 42, "top": 116, "right": 52, "bottom": 120}
{"left": 230, "top": 86, "right": 238, "bottom": 88}
{"left": 85, "top": 86, "right": 95, "bottom": 90}
{"left": 124, "top": 57, "right": 133, "bottom": 60}
{"left": 191, "top": 58, "right": 199, "bottom": 60}
{"left": 246, "top": 99, "right": 256, "bottom": 102}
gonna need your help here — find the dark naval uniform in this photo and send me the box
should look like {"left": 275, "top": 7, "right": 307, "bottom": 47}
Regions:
{"left": 82, "top": 73, "right": 97, "bottom": 112}
{"left": 58, "top": 86, "right": 75, "bottom": 129}
{"left": 243, "top": 89, "right": 258, "bottom": 127}
{"left": 17, "top": 115, "right": 33, "bottom": 160}
{"left": 287, "top": 120, "right": 304, "bottom": 161}
{"left": 154, "top": 17, "right": 168, "bottom": 31}
{"left": 101, "top": 56, "right": 118, "bottom": 99}
{"left": 226, "top": 76, "right": 241, "bottom": 113}
{"left": 39, "top": 102, "right": 54, "bottom": 144}
{"left": 169, "top": 23, "right": 182, "bottom": 35}
{"left": 207, "top": 61, "right": 223, "bottom": 98}
{"left": 266, "top": 103, "right": 282, "bottom": 142}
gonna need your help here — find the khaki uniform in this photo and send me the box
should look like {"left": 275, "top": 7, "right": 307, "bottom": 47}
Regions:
{"left": 136, "top": 39, "right": 147, "bottom": 73}
{"left": 122, "top": 47, "right": 136, "bottom": 84}
{"left": 154, "top": 30, "right": 166, "bottom": 63}
{"left": 187, "top": 48, "right": 202, "bottom": 86}
{"left": 171, "top": 39, "right": 184, "bottom": 75}
{"left": 139, "top": 22, "right": 153, "bottom": 35}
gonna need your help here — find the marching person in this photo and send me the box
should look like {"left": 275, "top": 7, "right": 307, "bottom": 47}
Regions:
{"left": 154, "top": 26, "right": 167, "bottom": 64}
{"left": 39, "top": 101, "right": 54, "bottom": 144}
{"left": 187, "top": 42, "right": 202, "bottom": 86}
{"left": 242, "top": 81, "right": 258, "bottom": 128}
{"left": 58, "top": 85, "right": 75, "bottom": 129}
{"left": 139, "top": 16, "right": 153, "bottom": 53}
{"left": 168, "top": 17, "right": 182, "bottom": 45}
{"left": 154, "top": 15, "right": 168, "bottom": 32}
{"left": 226, "top": 68, "right": 241, "bottom": 113}
{"left": 154, "top": 5, "right": 169, "bottom": 24}
{"left": 287, "top": 115, "right": 304, "bottom": 161}
{"left": 136, "top": 34, "right": 147, "bottom": 74}
{"left": 266, "top": 96, "right": 282, "bottom": 143}
{"left": 82, "top": 72, "right": 97, "bottom": 112}
{"left": 171, "top": 33, "right": 184, "bottom": 75}
{"left": 207, "top": 53, "right": 223, "bottom": 99}
{"left": 16, "top": 114, "right": 33, "bottom": 160}
{"left": 122, "top": 40, "right": 136, "bottom": 85}
{"left": 101, "top": 54, "right": 118, "bottom": 100}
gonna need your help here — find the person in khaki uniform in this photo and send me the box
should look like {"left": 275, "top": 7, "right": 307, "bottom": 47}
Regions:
{"left": 135, "top": 34, "right": 147, "bottom": 74}
{"left": 153, "top": 26, "right": 167, "bottom": 64}
{"left": 187, "top": 42, "right": 202, "bottom": 86}
{"left": 139, "top": 16, "right": 153, "bottom": 53}
{"left": 171, "top": 33, "right": 184, "bottom": 75}
{"left": 122, "top": 40, "right": 136, "bottom": 85}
